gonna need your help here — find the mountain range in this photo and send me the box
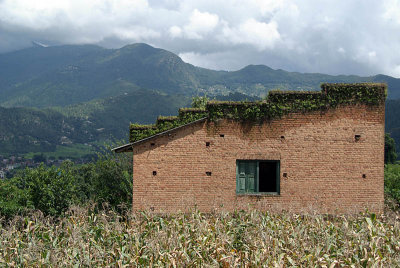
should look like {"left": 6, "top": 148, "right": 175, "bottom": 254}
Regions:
{"left": 0, "top": 43, "right": 399, "bottom": 156}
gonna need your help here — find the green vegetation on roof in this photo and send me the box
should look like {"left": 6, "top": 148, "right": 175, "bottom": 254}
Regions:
{"left": 130, "top": 109, "right": 208, "bottom": 142}
{"left": 129, "top": 83, "right": 387, "bottom": 143}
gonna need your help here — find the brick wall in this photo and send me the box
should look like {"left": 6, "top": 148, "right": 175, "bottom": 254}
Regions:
{"left": 132, "top": 104, "right": 385, "bottom": 214}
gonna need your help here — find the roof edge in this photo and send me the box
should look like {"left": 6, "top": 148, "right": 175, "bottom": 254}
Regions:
{"left": 113, "top": 117, "right": 207, "bottom": 153}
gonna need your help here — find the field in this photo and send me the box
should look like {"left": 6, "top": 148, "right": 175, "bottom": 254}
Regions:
{"left": 1, "top": 206, "right": 400, "bottom": 266}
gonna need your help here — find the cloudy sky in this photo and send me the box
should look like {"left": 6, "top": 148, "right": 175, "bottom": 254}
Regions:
{"left": 1, "top": 0, "right": 400, "bottom": 77}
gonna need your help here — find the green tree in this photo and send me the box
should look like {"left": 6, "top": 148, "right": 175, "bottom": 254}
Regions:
{"left": 33, "top": 153, "right": 47, "bottom": 163}
{"left": 385, "top": 133, "right": 397, "bottom": 164}
{"left": 0, "top": 178, "right": 31, "bottom": 219}
{"left": 191, "top": 95, "right": 209, "bottom": 109}
{"left": 72, "top": 144, "right": 133, "bottom": 211}
{"left": 91, "top": 147, "right": 132, "bottom": 210}
{"left": 12, "top": 162, "right": 77, "bottom": 216}
{"left": 1, "top": 144, "right": 133, "bottom": 219}
{"left": 385, "top": 164, "right": 400, "bottom": 204}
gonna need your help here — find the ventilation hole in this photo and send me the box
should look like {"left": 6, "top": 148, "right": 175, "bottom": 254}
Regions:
{"left": 355, "top": 134, "right": 361, "bottom": 141}
{"left": 283, "top": 172, "right": 287, "bottom": 177}
{"left": 220, "top": 134, "right": 225, "bottom": 137}
{"left": 281, "top": 136, "right": 285, "bottom": 139}
{"left": 206, "top": 142, "right": 210, "bottom": 147}
{"left": 150, "top": 207, "right": 155, "bottom": 211}
{"left": 150, "top": 143, "right": 155, "bottom": 146}
{"left": 206, "top": 171, "right": 212, "bottom": 176}
{"left": 153, "top": 171, "right": 157, "bottom": 176}
{"left": 362, "top": 174, "right": 366, "bottom": 178}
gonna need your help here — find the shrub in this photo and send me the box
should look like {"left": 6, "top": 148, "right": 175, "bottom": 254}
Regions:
{"left": 11, "top": 162, "right": 78, "bottom": 216}
{"left": 0, "top": 144, "right": 133, "bottom": 218}
{"left": 385, "top": 164, "right": 400, "bottom": 204}
{"left": 385, "top": 133, "right": 398, "bottom": 164}
{"left": 0, "top": 178, "right": 31, "bottom": 218}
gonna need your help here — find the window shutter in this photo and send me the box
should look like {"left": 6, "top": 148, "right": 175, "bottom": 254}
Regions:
{"left": 238, "top": 173, "right": 246, "bottom": 192}
{"left": 237, "top": 162, "right": 246, "bottom": 193}
{"left": 246, "top": 162, "right": 256, "bottom": 193}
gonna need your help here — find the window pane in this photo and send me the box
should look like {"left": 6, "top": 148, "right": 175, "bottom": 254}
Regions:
{"left": 259, "top": 161, "right": 278, "bottom": 192}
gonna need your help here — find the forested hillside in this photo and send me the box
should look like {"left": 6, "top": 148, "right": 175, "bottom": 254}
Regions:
{"left": 0, "top": 90, "right": 190, "bottom": 154}
{"left": 1, "top": 43, "right": 400, "bottom": 156}
{"left": 2, "top": 43, "right": 400, "bottom": 108}
{"left": 386, "top": 99, "right": 400, "bottom": 154}
{"left": 0, "top": 90, "right": 258, "bottom": 155}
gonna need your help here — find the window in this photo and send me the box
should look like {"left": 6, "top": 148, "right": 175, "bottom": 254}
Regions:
{"left": 236, "top": 160, "right": 280, "bottom": 194}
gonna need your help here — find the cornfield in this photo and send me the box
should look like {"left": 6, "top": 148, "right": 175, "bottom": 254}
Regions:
{"left": 1, "top": 206, "right": 400, "bottom": 266}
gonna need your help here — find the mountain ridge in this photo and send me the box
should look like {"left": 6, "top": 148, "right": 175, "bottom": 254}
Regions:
{"left": 1, "top": 43, "right": 400, "bottom": 156}
{"left": 2, "top": 43, "right": 400, "bottom": 108}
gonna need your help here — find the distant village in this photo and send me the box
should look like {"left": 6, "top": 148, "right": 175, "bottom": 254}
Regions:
{"left": 0, "top": 155, "right": 92, "bottom": 179}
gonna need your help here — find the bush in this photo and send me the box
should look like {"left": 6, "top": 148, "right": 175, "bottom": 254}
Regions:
{"left": 385, "top": 164, "right": 400, "bottom": 204}
{"left": 11, "top": 162, "right": 77, "bottom": 216}
{"left": 385, "top": 133, "right": 397, "bottom": 164}
{"left": 191, "top": 95, "right": 209, "bottom": 109}
{"left": 0, "top": 145, "right": 133, "bottom": 218}
{"left": 0, "top": 178, "right": 31, "bottom": 218}
{"left": 73, "top": 149, "right": 132, "bottom": 211}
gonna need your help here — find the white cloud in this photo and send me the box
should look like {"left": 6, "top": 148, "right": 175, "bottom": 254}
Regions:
{"left": 221, "top": 19, "right": 281, "bottom": 50}
{"left": 0, "top": 0, "right": 400, "bottom": 77}
{"left": 183, "top": 9, "right": 219, "bottom": 39}
{"left": 113, "top": 27, "right": 161, "bottom": 41}
{"left": 383, "top": 0, "right": 400, "bottom": 24}
{"left": 169, "top": 26, "right": 182, "bottom": 38}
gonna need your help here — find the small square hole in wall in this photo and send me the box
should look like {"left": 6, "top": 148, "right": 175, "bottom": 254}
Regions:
{"left": 206, "top": 171, "right": 212, "bottom": 176}
{"left": 355, "top": 135, "right": 361, "bottom": 141}
{"left": 283, "top": 172, "right": 287, "bottom": 177}
{"left": 281, "top": 136, "right": 285, "bottom": 139}
{"left": 150, "top": 143, "right": 155, "bottom": 146}
{"left": 362, "top": 174, "right": 366, "bottom": 178}
{"left": 206, "top": 142, "right": 210, "bottom": 147}
{"left": 220, "top": 134, "right": 225, "bottom": 138}
{"left": 153, "top": 171, "right": 157, "bottom": 176}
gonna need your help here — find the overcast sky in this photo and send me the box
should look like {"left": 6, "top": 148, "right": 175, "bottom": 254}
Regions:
{"left": 1, "top": 0, "right": 400, "bottom": 77}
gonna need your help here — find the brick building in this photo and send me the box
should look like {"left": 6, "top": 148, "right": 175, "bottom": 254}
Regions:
{"left": 114, "top": 83, "right": 386, "bottom": 213}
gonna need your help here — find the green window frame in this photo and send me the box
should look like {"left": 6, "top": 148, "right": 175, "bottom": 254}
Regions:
{"left": 236, "top": 160, "right": 280, "bottom": 194}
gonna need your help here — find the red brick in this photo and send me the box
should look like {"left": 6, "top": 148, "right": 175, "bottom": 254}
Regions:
{"left": 132, "top": 104, "right": 384, "bottom": 214}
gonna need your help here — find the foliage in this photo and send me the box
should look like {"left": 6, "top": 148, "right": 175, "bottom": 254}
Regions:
{"left": 385, "top": 164, "right": 400, "bottom": 204}
{"left": 130, "top": 109, "right": 208, "bottom": 142}
{"left": 207, "top": 83, "right": 386, "bottom": 122}
{"left": 0, "top": 178, "right": 31, "bottom": 219}
{"left": 385, "top": 133, "right": 398, "bottom": 164}
{"left": 191, "top": 95, "right": 209, "bottom": 109}
{"left": 73, "top": 146, "right": 133, "bottom": 210}
{"left": 129, "top": 83, "right": 386, "bottom": 143}
{"left": 386, "top": 99, "right": 400, "bottom": 157}
{"left": 0, "top": 147, "right": 133, "bottom": 218}
{"left": 0, "top": 90, "right": 191, "bottom": 155}
{"left": 0, "top": 208, "right": 399, "bottom": 266}
{"left": 10, "top": 163, "right": 78, "bottom": 216}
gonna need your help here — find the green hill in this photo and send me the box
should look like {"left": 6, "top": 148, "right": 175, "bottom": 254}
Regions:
{"left": 386, "top": 99, "right": 400, "bottom": 154}
{"left": 0, "top": 90, "right": 260, "bottom": 155}
{"left": 0, "top": 90, "right": 190, "bottom": 154}
{"left": 2, "top": 43, "right": 400, "bottom": 156}
{"left": 2, "top": 43, "right": 400, "bottom": 108}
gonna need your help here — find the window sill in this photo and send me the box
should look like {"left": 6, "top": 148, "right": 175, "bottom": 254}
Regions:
{"left": 236, "top": 192, "right": 280, "bottom": 196}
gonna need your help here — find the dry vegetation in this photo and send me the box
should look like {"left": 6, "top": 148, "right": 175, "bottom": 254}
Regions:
{"left": 1, "top": 206, "right": 400, "bottom": 267}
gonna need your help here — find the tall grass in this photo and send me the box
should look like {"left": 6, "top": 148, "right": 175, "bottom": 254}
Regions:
{"left": 1, "top": 206, "right": 399, "bottom": 266}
